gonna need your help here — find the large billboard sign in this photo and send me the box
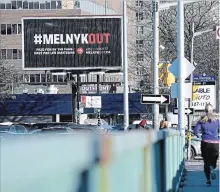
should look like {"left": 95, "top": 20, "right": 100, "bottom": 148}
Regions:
{"left": 22, "top": 16, "right": 122, "bottom": 71}
{"left": 192, "top": 75, "right": 216, "bottom": 110}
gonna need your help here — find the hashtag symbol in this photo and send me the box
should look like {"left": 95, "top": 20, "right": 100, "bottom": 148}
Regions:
{"left": 34, "top": 34, "right": 42, "bottom": 44}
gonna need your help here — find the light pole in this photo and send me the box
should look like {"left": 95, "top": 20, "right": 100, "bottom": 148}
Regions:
{"left": 151, "top": 0, "right": 199, "bottom": 129}
{"left": 152, "top": 0, "right": 160, "bottom": 129}
{"left": 123, "top": 0, "right": 129, "bottom": 130}
{"left": 177, "top": 0, "right": 185, "bottom": 135}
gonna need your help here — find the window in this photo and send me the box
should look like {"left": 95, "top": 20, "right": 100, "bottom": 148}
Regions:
{"left": 40, "top": 3, "right": 45, "bottom": 9}
{"left": 51, "top": 1, "right": 56, "bottom": 9}
{"left": 34, "top": 2, "right": 39, "bottom": 9}
{"left": 12, "top": 1, "right": 16, "bottom": 9}
{"left": 13, "top": 49, "right": 18, "bottom": 59}
{"left": 29, "top": 2, "right": 34, "bottom": 9}
{"left": 6, "top": 3, "right": 11, "bottom": 9}
{"left": 17, "top": 1, "right": 22, "bottom": 9}
{"left": 136, "top": 40, "right": 143, "bottom": 48}
{"left": 7, "top": 49, "right": 13, "bottom": 59}
{"left": 23, "top": 1, "right": 28, "bottom": 9}
{"left": 136, "top": 0, "right": 143, "bottom": 7}
{"left": 136, "top": 12, "right": 144, "bottom": 21}
{"left": 57, "top": 1, "right": 62, "bottom": 9}
{"left": 137, "top": 26, "right": 144, "bottom": 34}
{"left": 46, "top": 1, "right": 50, "bottom": 9}
{"left": 1, "top": 49, "right": 6, "bottom": 59}
{"left": 18, "top": 24, "right": 22, "bottom": 34}
{"left": 137, "top": 53, "right": 144, "bottom": 62}
{"left": 0, "top": 3, "right": 6, "bottom": 9}
{"left": 7, "top": 24, "right": 12, "bottom": 35}
{"left": 1, "top": 24, "right": 6, "bottom": 35}
{"left": 12, "top": 24, "right": 17, "bottom": 34}
{"left": 18, "top": 49, "right": 22, "bottom": 59}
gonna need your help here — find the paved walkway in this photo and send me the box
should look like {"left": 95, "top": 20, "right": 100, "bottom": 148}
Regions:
{"left": 183, "top": 160, "right": 219, "bottom": 192}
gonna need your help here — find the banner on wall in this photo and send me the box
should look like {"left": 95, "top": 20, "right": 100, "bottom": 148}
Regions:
{"left": 192, "top": 82, "right": 216, "bottom": 110}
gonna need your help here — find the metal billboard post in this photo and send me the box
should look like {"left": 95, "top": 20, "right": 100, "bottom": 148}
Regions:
{"left": 152, "top": 0, "right": 160, "bottom": 130}
{"left": 177, "top": 0, "right": 185, "bottom": 135}
{"left": 123, "top": 0, "right": 129, "bottom": 130}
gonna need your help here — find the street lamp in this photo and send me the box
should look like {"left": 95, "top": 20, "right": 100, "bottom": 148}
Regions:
{"left": 152, "top": 0, "right": 200, "bottom": 129}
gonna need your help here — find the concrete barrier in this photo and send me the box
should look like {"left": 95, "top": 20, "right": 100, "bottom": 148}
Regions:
{"left": 0, "top": 130, "right": 185, "bottom": 192}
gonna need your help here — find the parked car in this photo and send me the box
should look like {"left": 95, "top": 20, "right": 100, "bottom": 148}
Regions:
{"left": 0, "top": 122, "right": 28, "bottom": 134}
{"left": 31, "top": 126, "right": 74, "bottom": 134}
{"left": 185, "top": 131, "right": 202, "bottom": 160}
{"left": 31, "top": 122, "right": 72, "bottom": 130}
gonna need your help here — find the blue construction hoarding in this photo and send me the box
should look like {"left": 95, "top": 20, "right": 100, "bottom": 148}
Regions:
{"left": 0, "top": 93, "right": 147, "bottom": 116}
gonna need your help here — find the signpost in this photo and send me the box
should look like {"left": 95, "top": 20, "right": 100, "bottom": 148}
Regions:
{"left": 173, "top": 108, "right": 194, "bottom": 115}
{"left": 141, "top": 94, "right": 170, "bottom": 104}
{"left": 81, "top": 95, "right": 102, "bottom": 126}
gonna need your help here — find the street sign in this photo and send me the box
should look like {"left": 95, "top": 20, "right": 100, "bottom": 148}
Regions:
{"left": 171, "top": 83, "right": 192, "bottom": 99}
{"left": 141, "top": 94, "right": 170, "bottom": 104}
{"left": 193, "top": 74, "right": 216, "bottom": 82}
{"left": 169, "top": 57, "right": 195, "bottom": 79}
{"left": 216, "top": 26, "right": 220, "bottom": 39}
{"left": 173, "top": 108, "right": 194, "bottom": 115}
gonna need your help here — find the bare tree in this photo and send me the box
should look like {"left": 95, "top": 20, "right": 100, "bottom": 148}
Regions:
{"left": 127, "top": 1, "right": 219, "bottom": 92}
{"left": 0, "top": 59, "right": 22, "bottom": 97}
{"left": 159, "top": 1, "right": 219, "bottom": 77}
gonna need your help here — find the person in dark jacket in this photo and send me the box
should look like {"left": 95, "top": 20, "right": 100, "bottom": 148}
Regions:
{"left": 194, "top": 104, "right": 219, "bottom": 186}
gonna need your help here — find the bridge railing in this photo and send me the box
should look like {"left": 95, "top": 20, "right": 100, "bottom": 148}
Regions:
{"left": 1, "top": 129, "right": 185, "bottom": 192}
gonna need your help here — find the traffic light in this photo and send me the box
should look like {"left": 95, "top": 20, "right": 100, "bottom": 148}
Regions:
{"left": 162, "top": 63, "right": 175, "bottom": 87}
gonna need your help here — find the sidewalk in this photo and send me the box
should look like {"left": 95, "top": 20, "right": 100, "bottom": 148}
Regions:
{"left": 182, "top": 160, "right": 219, "bottom": 192}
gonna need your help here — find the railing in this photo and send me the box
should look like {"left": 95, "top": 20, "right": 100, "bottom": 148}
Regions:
{"left": 0, "top": 129, "right": 185, "bottom": 192}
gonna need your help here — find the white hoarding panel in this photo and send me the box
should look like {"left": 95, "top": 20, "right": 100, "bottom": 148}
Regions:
{"left": 91, "top": 96, "right": 102, "bottom": 108}
{"left": 192, "top": 84, "right": 216, "bottom": 110}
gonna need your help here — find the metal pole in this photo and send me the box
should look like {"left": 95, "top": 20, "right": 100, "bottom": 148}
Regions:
{"left": 123, "top": 0, "right": 129, "bottom": 130}
{"left": 76, "top": 74, "right": 80, "bottom": 124}
{"left": 71, "top": 82, "right": 77, "bottom": 123}
{"left": 177, "top": 0, "right": 185, "bottom": 135}
{"left": 97, "top": 75, "right": 100, "bottom": 95}
{"left": 152, "top": 0, "right": 160, "bottom": 130}
{"left": 105, "top": 0, "right": 107, "bottom": 15}
{"left": 187, "top": 22, "right": 194, "bottom": 160}
{"left": 97, "top": 75, "right": 101, "bottom": 126}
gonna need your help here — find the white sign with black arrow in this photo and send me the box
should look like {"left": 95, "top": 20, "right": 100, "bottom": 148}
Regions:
{"left": 173, "top": 108, "right": 194, "bottom": 115}
{"left": 141, "top": 94, "right": 170, "bottom": 104}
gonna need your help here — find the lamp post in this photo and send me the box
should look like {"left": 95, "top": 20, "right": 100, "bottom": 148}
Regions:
{"left": 123, "top": 0, "right": 129, "bottom": 130}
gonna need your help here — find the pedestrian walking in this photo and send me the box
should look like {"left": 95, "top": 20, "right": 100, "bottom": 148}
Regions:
{"left": 194, "top": 104, "right": 219, "bottom": 186}
{"left": 159, "top": 120, "right": 168, "bottom": 130}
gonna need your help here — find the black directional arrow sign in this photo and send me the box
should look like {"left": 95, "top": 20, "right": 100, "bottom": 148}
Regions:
{"left": 141, "top": 94, "right": 170, "bottom": 104}
{"left": 173, "top": 108, "right": 194, "bottom": 115}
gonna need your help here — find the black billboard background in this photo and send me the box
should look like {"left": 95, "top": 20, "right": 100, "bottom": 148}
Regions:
{"left": 23, "top": 17, "right": 122, "bottom": 69}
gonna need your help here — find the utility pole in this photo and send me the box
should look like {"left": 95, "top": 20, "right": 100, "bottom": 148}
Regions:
{"left": 152, "top": 0, "right": 160, "bottom": 129}
{"left": 123, "top": 0, "right": 129, "bottom": 130}
{"left": 177, "top": 0, "right": 185, "bottom": 135}
{"left": 187, "top": 22, "right": 194, "bottom": 160}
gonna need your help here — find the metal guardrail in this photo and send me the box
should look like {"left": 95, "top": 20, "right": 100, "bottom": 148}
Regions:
{"left": 0, "top": 129, "right": 185, "bottom": 192}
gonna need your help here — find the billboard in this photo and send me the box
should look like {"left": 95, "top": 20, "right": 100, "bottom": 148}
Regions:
{"left": 22, "top": 16, "right": 122, "bottom": 71}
